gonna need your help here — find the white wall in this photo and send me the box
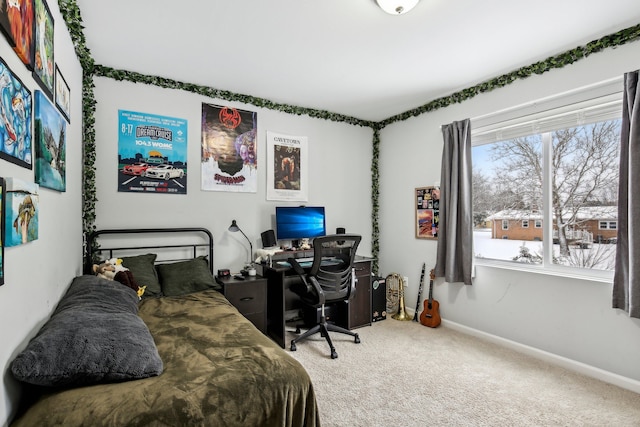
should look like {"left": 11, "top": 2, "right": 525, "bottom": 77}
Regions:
{"left": 91, "top": 77, "right": 374, "bottom": 274}
{"left": 0, "top": 2, "right": 84, "bottom": 425}
{"left": 378, "top": 39, "right": 640, "bottom": 387}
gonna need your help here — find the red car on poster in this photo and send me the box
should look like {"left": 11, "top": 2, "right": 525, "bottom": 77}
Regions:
{"left": 123, "top": 162, "right": 150, "bottom": 176}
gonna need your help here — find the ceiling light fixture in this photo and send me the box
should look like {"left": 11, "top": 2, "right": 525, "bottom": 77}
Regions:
{"left": 376, "top": 0, "right": 420, "bottom": 15}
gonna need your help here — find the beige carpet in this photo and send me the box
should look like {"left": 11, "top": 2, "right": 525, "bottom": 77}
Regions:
{"left": 287, "top": 319, "right": 640, "bottom": 427}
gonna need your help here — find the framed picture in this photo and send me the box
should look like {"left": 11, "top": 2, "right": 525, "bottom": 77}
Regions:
{"left": 0, "top": 177, "right": 5, "bottom": 286}
{"left": 0, "top": 0, "right": 16, "bottom": 46}
{"left": 266, "top": 131, "right": 308, "bottom": 202}
{"left": 32, "top": 0, "right": 53, "bottom": 99}
{"left": 55, "top": 64, "right": 70, "bottom": 122}
{"left": 4, "top": 177, "right": 38, "bottom": 247}
{"left": 35, "top": 90, "right": 66, "bottom": 191}
{"left": 8, "top": 0, "right": 34, "bottom": 69}
{"left": 415, "top": 186, "right": 440, "bottom": 239}
{"left": 0, "top": 56, "right": 33, "bottom": 169}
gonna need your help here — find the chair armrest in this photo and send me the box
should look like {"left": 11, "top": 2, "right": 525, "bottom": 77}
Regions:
{"left": 288, "top": 258, "right": 314, "bottom": 295}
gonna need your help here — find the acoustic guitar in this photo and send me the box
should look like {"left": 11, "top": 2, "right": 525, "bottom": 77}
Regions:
{"left": 419, "top": 269, "right": 441, "bottom": 328}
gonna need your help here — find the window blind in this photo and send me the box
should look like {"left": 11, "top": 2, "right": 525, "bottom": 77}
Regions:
{"left": 471, "top": 77, "right": 623, "bottom": 146}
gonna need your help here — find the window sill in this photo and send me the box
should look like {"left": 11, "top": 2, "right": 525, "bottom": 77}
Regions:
{"left": 474, "top": 258, "right": 613, "bottom": 284}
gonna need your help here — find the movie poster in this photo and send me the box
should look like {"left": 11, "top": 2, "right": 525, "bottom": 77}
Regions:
{"left": 118, "top": 110, "right": 188, "bottom": 194}
{"left": 201, "top": 103, "right": 257, "bottom": 193}
{"left": 266, "top": 131, "right": 308, "bottom": 202}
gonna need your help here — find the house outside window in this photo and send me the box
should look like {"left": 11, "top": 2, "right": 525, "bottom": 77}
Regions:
{"left": 472, "top": 84, "right": 621, "bottom": 276}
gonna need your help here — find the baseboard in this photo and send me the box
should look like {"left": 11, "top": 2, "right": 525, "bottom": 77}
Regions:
{"left": 442, "top": 319, "right": 640, "bottom": 395}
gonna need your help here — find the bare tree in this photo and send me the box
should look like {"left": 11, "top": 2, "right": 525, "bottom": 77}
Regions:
{"left": 475, "top": 119, "right": 620, "bottom": 266}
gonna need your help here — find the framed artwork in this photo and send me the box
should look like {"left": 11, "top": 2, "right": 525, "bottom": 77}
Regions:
{"left": 117, "top": 110, "right": 187, "bottom": 194}
{"left": 0, "top": 0, "right": 16, "bottom": 46}
{"left": 415, "top": 186, "right": 440, "bottom": 239}
{"left": 0, "top": 56, "right": 33, "bottom": 169}
{"left": 32, "top": 0, "right": 53, "bottom": 99}
{"left": 266, "top": 130, "right": 308, "bottom": 202}
{"left": 35, "top": 90, "right": 66, "bottom": 191}
{"left": 201, "top": 103, "right": 257, "bottom": 193}
{"left": 0, "top": 177, "right": 4, "bottom": 286}
{"left": 8, "top": 0, "right": 34, "bottom": 69}
{"left": 55, "top": 64, "right": 70, "bottom": 122}
{"left": 4, "top": 177, "right": 39, "bottom": 247}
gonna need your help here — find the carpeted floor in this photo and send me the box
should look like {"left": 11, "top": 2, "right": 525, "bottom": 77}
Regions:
{"left": 287, "top": 319, "right": 640, "bottom": 427}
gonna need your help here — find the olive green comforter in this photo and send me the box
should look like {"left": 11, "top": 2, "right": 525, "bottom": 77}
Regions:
{"left": 13, "top": 290, "right": 319, "bottom": 427}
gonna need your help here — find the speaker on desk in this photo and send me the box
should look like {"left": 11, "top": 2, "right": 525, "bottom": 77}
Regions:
{"left": 261, "top": 229, "right": 277, "bottom": 248}
{"left": 371, "top": 276, "right": 387, "bottom": 322}
{"left": 336, "top": 227, "right": 345, "bottom": 245}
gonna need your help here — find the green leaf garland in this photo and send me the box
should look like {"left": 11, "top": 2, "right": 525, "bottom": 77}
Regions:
{"left": 57, "top": 0, "right": 640, "bottom": 273}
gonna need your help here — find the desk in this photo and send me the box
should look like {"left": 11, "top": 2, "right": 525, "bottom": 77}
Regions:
{"left": 261, "top": 255, "right": 373, "bottom": 349}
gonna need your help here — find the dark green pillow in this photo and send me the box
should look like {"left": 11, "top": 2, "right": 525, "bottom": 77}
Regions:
{"left": 120, "top": 253, "right": 161, "bottom": 296}
{"left": 156, "top": 256, "right": 220, "bottom": 296}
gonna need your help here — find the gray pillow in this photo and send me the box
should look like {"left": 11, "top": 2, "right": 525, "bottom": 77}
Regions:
{"left": 11, "top": 275, "right": 163, "bottom": 387}
{"left": 156, "top": 256, "right": 220, "bottom": 296}
{"left": 120, "top": 253, "right": 161, "bottom": 296}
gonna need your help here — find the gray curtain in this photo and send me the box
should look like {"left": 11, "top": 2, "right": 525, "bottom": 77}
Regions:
{"left": 435, "top": 119, "right": 473, "bottom": 285}
{"left": 613, "top": 70, "right": 640, "bottom": 317}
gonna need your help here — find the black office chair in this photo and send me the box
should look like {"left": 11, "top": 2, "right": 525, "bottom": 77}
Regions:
{"left": 288, "top": 234, "right": 362, "bottom": 359}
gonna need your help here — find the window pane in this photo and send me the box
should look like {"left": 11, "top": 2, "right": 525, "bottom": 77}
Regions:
{"left": 473, "top": 137, "right": 543, "bottom": 264}
{"left": 550, "top": 120, "right": 620, "bottom": 271}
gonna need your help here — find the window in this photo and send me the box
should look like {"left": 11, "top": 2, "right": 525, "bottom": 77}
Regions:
{"left": 472, "top": 83, "right": 621, "bottom": 275}
{"left": 599, "top": 221, "right": 617, "bottom": 230}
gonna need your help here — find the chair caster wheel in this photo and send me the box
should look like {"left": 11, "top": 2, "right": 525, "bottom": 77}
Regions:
{"left": 295, "top": 327, "right": 301, "bottom": 333}
{"left": 290, "top": 342, "right": 297, "bottom": 352}
{"left": 331, "top": 350, "right": 338, "bottom": 359}
{"left": 354, "top": 334, "right": 360, "bottom": 344}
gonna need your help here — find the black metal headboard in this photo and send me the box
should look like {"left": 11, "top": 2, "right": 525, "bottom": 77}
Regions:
{"left": 85, "top": 228, "right": 214, "bottom": 274}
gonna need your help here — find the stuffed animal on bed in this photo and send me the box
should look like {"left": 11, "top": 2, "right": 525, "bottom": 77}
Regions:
{"left": 92, "top": 258, "right": 146, "bottom": 298}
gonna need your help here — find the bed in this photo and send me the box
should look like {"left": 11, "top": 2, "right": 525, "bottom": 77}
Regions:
{"left": 10, "top": 228, "right": 319, "bottom": 427}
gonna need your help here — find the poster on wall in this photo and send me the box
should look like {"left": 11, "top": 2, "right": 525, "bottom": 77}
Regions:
{"left": 34, "top": 90, "right": 65, "bottom": 191}
{"left": 4, "top": 177, "right": 38, "bottom": 247}
{"left": 32, "top": 0, "right": 53, "bottom": 100}
{"left": 201, "top": 103, "right": 257, "bottom": 193}
{"left": 266, "top": 131, "right": 308, "bottom": 202}
{"left": 415, "top": 186, "right": 440, "bottom": 239}
{"left": 118, "top": 110, "right": 188, "bottom": 194}
{"left": 7, "top": 0, "right": 34, "bottom": 69}
{"left": 0, "top": 177, "right": 5, "bottom": 286}
{"left": 0, "top": 56, "right": 32, "bottom": 169}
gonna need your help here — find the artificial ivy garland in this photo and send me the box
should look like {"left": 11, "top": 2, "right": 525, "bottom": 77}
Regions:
{"left": 58, "top": 0, "right": 640, "bottom": 273}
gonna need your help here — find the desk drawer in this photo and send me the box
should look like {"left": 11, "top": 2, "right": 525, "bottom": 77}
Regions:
{"left": 225, "top": 282, "right": 266, "bottom": 314}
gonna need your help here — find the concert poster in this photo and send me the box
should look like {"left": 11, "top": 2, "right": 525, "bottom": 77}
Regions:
{"left": 201, "top": 103, "right": 257, "bottom": 193}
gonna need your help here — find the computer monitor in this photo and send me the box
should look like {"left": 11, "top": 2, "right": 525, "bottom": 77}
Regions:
{"left": 275, "top": 206, "right": 326, "bottom": 241}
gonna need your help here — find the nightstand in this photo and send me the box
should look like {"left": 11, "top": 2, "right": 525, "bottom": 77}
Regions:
{"left": 216, "top": 275, "right": 268, "bottom": 334}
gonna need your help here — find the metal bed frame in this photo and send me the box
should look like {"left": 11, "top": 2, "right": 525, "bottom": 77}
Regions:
{"left": 85, "top": 227, "right": 214, "bottom": 274}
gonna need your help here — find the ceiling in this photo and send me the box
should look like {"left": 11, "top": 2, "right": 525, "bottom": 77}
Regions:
{"left": 75, "top": 0, "right": 640, "bottom": 123}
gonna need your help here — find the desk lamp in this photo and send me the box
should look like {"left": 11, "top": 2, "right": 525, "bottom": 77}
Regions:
{"left": 228, "top": 220, "right": 253, "bottom": 267}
